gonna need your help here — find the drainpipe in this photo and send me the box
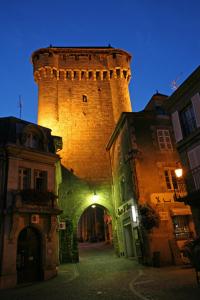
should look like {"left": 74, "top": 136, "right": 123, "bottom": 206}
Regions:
{"left": 0, "top": 149, "right": 9, "bottom": 276}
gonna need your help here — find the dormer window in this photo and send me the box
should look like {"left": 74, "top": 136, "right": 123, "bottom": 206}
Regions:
{"left": 25, "top": 132, "right": 39, "bottom": 149}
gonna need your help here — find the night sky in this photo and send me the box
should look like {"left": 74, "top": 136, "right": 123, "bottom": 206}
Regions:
{"left": 0, "top": 0, "right": 199, "bottom": 123}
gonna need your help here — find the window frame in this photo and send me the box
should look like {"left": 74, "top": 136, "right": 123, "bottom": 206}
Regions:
{"left": 34, "top": 169, "right": 48, "bottom": 192}
{"left": 179, "top": 104, "right": 197, "bottom": 137}
{"left": 18, "top": 167, "right": 31, "bottom": 190}
{"left": 157, "top": 129, "right": 173, "bottom": 151}
{"left": 172, "top": 215, "right": 191, "bottom": 240}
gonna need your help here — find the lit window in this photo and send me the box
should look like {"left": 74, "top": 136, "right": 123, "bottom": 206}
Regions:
{"left": 157, "top": 129, "right": 172, "bottom": 150}
{"left": 18, "top": 168, "right": 31, "bottom": 190}
{"left": 34, "top": 170, "right": 47, "bottom": 192}
{"left": 164, "top": 169, "right": 178, "bottom": 190}
{"left": 173, "top": 215, "right": 191, "bottom": 240}
{"left": 180, "top": 104, "right": 197, "bottom": 137}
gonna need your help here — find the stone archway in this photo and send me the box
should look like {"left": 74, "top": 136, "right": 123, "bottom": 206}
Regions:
{"left": 16, "top": 226, "right": 42, "bottom": 284}
{"left": 77, "top": 204, "right": 113, "bottom": 244}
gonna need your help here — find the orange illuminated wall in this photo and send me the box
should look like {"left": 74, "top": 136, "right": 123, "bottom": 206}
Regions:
{"left": 32, "top": 47, "right": 132, "bottom": 183}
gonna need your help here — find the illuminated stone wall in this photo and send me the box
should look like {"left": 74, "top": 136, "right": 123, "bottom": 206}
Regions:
{"left": 32, "top": 47, "right": 132, "bottom": 260}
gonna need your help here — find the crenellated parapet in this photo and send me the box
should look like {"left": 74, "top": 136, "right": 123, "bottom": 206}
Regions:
{"left": 34, "top": 66, "right": 131, "bottom": 83}
{"left": 32, "top": 46, "right": 131, "bottom": 82}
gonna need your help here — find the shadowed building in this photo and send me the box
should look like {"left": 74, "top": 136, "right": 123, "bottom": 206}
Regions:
{"left": 165, "top": 66, "right": 200, "bottom": 236}
{"left": 31, "top": 46, "right": 132, "bottom": 261}
{"left": 0, "top": 117, "right": 62, "bottom": 289}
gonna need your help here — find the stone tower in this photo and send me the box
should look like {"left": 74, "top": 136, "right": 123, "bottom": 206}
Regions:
{"left": 32, "top": 46, "right": 132, "bottom": 260}
{"left": 32, "top": 46, "right": 132, "bottom": 182}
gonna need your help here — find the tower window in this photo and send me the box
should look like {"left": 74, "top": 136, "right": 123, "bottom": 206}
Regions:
{"left": 82, "top": 95, "right": 88, "bottom": 102}
{"left": 112, "top": 53, "right": 116, "bottom": 59}
{"left": 110, "top": 70, "right": 113, "bottom": 79}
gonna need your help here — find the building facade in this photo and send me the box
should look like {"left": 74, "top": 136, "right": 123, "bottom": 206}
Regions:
{"left": 31, "top": 46, "right": 132, "bottom": 260}
{"left": 166, "top": 66, "right": 200, "bottom": 235}
{"left": 0, "top": 117, "right": 62, "bottom": 289}
{"left": 107, "top": 94, "right": 195, "bottom": 265}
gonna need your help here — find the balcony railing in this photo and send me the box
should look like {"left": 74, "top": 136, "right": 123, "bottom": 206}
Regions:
{"left": 13, "top": 189, "right": 58, "bottom": 208}
{"left": 185, "top": 165, "right": 200, "bottom": 193}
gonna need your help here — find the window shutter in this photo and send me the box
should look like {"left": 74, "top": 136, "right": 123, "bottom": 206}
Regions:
{"left": 171, "top": 111, "right": 183, "bottom": 142}
{"left": 187, "top": 145, "right": 200, "bottom": 168}
{"left": 191, "top": 93, "right": 200, "bottom": 127}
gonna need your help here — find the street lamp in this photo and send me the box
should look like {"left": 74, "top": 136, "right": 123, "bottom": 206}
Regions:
{"left": 175, "top": 167, "right": 183, "bottom": 178}
{"left": 174, "top": 165, "right": 183, "bottom": 201}
{"left": 92, "top": 191, "right": 99, "bottom": 202}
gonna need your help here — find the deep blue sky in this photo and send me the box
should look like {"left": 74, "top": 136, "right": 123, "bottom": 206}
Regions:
{"left": 0, "top": 0, "right": 199, "bottom": 123}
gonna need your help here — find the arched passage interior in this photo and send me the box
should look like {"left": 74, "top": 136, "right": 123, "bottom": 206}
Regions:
{"left": 77, "top": 204, "right": 113, "bottom": 244}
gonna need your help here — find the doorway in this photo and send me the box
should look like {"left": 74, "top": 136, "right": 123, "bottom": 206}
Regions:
{"left": 124, "top": 223, "right": 135, "bottom": 258}
{"left": 17, "top": 227, "right": 42, "bottom": 284}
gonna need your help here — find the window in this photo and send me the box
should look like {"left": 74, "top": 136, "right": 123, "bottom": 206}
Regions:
{"left": 82, "top": 95, "right": 87, "bottom": 102}
{"left": 173, "top": 215, "right": 191, "bottom": 240}
{"left": 25, "top": 132, "right": 39, "bottom": 149}
{"left": 180, "top": 104, "right": 197, "bottom": 137}
{"left": 164, "top": 169, "right": 178, "bottom": 190}
{"left": 34, "top": 170, "right": 47, "bottom": 192}
{"left": 157, "top": 129, "right": 172, "bottom": 150}
{"left": 18, "top": 168, "right": 31, "bottom": 190}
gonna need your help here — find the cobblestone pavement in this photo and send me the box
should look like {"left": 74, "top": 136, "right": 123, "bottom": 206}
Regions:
{"left": 0, "top": 242, "right": 200, "bottom": 300}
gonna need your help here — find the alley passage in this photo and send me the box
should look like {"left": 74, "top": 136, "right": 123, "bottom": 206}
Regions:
{"left": 0, "top": 242, "right": 200, "bottom": 300}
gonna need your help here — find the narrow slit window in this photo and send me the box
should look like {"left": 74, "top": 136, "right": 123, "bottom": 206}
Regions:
{"left": 82, "top": 95, "right": 88, "bottom": 102}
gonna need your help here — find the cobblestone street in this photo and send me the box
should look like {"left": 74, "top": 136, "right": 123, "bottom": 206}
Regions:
{"left": 0, "top": 242, "right": 200, "bottom": 300}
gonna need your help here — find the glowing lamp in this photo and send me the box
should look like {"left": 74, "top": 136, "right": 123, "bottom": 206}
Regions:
{"left": 175, "top": 168, "right": 183, "bottom": 178}
{"left": 92, "top": 191, "right": 99, "bottom": 202}
{"left": 91, "top": 205, "right": 96, "bottom": 208}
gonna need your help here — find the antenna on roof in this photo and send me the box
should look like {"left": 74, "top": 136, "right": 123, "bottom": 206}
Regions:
{"left": 18, "top": 95, "right": 23, "bottom": 119}
{"left": 170, "top": 72, "right": 183, "bottom": 91}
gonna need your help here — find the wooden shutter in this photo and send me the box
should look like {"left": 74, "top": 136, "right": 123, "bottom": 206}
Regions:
{"left": 171, "top": 111, "right": 183, "bottom": 142}
{"left": 191, "top": 93, "right": 200, "bottom": 127}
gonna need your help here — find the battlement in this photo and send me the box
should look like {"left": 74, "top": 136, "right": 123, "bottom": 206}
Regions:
{"left": 34, "top": 66, "right": 131, "bottom": 83}
{"left": 31, "top": 46, "right": 131, "bottom": 79}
